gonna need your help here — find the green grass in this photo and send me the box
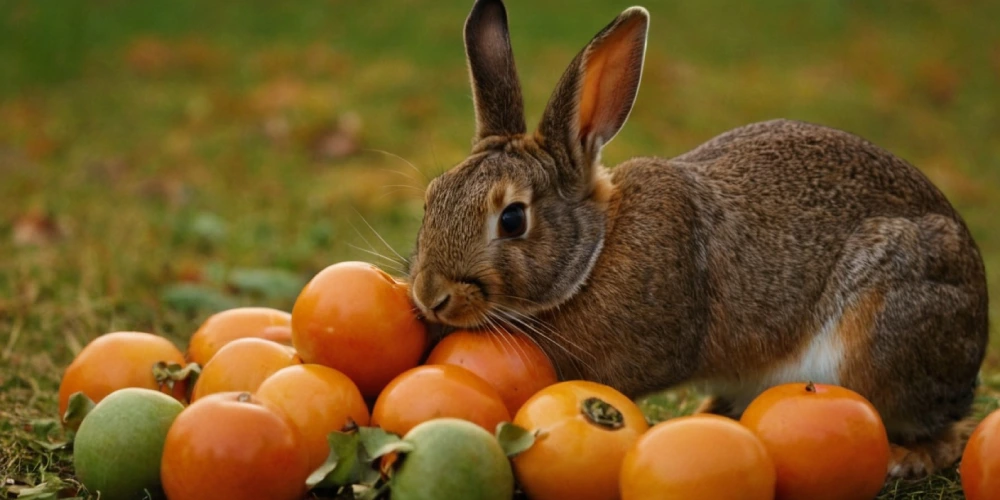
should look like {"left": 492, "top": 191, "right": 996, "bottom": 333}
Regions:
{"left": 1, "top": 0, "right": 998, "bottom": 498}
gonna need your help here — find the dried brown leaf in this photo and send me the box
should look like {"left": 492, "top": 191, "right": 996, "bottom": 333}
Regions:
{"left": 12, "top": 210, "right": 64, "bottom": 247}
{"left": 124, "top": 37, "right": 173, "bottom": 76}
{"left": 916, "top": 57, "right": 961, "bottom": 107}
{"left": 307, "top": 112, "right": 363, "bottom": 161}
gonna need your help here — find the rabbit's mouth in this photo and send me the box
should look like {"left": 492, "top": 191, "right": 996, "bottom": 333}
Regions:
{"left": 411, "top": 272, "right": 493, "bottom": 329}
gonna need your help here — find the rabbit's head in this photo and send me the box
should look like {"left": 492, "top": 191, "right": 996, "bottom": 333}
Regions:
{"left": 408, "top": 0, "right": 648, "bottom": 328}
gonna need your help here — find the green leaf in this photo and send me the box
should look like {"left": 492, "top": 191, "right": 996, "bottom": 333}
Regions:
{"left": 189, "top": 212, "right": 229, "bottom": 245}
{"left": 495, "top": 422, "right": 536, "bottom": 458}
{"left": 62, "top": 392, "right": 95, "bottom": 432}
{"left": 29, "top": 418, "right": 70, "bottom": 451}
{"left": 11, "top": 476, "right": 65, "bottom": 500}
{"left": 27, "top": 438, "right": 69, "bottom": 453}
{"left": 28, "top": 419, "right": 59, "bottom": 438}
{"left": 358, "top": 426, "right": 410, "bottom": 461}
{"left": 227, "top": 267, "right": 307, "bottom": 300}
{"left": 307, "top": 431, "right": 364, "bottom": 490}
{"left": 306, "top": 460, "right": 342, "bottom": 491}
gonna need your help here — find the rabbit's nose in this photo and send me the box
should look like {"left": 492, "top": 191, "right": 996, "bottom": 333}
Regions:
{"left": 411, "top": 271, "right": 443, "bottom": 316}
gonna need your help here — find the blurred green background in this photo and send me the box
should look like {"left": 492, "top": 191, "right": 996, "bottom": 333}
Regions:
{"left": 1, "top": 0, "right": 998, "bottom": 497}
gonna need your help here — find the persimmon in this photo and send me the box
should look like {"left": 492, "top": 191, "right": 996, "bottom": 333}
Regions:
{"left": 389, "top": 418, "right": 515, "bottom": 500}
{"left": 620, "top": 414, "right": 775, "bottom": 499}
{"left": 371, "top": 364, "right": 510, "bottom": 437}
{"left": 160, "top": 391, "right": 311, "bottom": 500}
{"left": 256, "top": 364, "right": 370, "bottom": 472}
{"left": 291, "top": 261, "right": 428, "bottom": 399}
{"left": 425, "top": 328, "right": 558, "bottom": 415}
{"left": 73, "top": 388, "right": 185, "bottom": 500}
{"left": 186, "top": 307, "right": 293, "bottom": 366}
{"left": 58, "top": 331, "right": 187, "bottom": 427}
{"left": 740, "top": 382, "right": 890, "bottom": 500}
{"left": 960, "top": 408, "right": 1000, "bottom": 500}
{"left": 511, "top": 380, "right": 649, "bottom": 500}
{"left": 190, "top": 337, "right": 301, "bottom": 401}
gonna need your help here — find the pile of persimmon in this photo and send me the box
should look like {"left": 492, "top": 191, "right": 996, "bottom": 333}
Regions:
{"left": 56, "top": 259, "right": 1000, "bottom": 500}
{"left": 56, "top": 261, "right": 565, "bottom": 499}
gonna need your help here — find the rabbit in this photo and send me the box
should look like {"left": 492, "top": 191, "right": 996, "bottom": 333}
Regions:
{"left": 404, "top": 0, "right": 989, "bottom": 480}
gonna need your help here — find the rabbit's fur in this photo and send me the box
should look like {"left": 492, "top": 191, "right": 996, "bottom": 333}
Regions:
{"left": 406, "top": 0, "right": 989, "bottom": 479}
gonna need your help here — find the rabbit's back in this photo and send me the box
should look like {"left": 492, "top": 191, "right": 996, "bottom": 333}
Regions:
{"left": 676, "top": 119, "right": 954, "bottom": 219}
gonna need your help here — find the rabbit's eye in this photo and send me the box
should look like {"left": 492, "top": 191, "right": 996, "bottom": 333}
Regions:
{"left": 498, "top": 203, "right": 527, "bottom": 239}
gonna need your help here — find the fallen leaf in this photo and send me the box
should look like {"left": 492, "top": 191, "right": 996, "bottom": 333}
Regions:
{"left": 262, "top": 115, "right": 292, "bottom": 145}
{"left": 172, "top": 259, "right": 206, "bottom": 284}
{"left": 308, "top": 112, "right": 363, "bottom": 161}
{"left": 188, "top": 212, "right": 229, "bottom": 246}
{"left": 916, "top": 57, "right": 961, "bottom": 107}
{"left": 24, "top": 132, "right": 58, "bottom": 162}
{"left": 124, "top": 36, "right": 223, "bottom": 77}
{"left": 161, "top": 284, "right": 239, "bottom": 314}
{"left": 12, "top": 209, "right": 64, "bottom": 247}
{"left": 133, "top": 177, "right": 190, "bottom": 208}
{"left": 249, "top": 77, "right": 306, "bottom": 115}
{"left": 173, "top": 38, "right": 225, "bottom": 74}
{"left": 124, "top": 37, "right": 173, "bottom": 76}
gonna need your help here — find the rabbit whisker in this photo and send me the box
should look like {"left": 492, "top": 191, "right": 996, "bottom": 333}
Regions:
{"left": 351, "top": 207, "right": 410, "bottom": 266}
{"left": 483, "top": 311, "right": 524, "bottom": 366}
{"left": 490, "top": 304, "right": 589, "bottom": 364}
{"left": 364, "top": 148, "right": 428, "bottom": 183}
{"left": 490, "top": 293, "right": 545, "bottom": 307}
{"left": 380, "top": 184, "right": 425, "bottom": 192}
{"left": 480, "top": 313, "right": 511, "bottom": 359}
{"left": 377, "top": 167, "right": 418, "bottom": 183}
{"left": 498, "top": 304, "right": 595, "bottom": 362}
{"left": 347, "top": 244, "right": 406, "bottom": 275}
{"left": 376, "top": 185, "right": 425, "bottom": 202}
{"left": 487, "top": 311, "right": 533, "bottom": 372}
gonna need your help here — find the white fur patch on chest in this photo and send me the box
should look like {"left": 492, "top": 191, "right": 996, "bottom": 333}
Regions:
{"left": 705, "top": 314, "right": 846, "bottom": 412}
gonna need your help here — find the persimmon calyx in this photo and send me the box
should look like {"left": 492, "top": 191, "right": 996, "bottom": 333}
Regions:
{"left": 581, "top": 396, "right": 625, "bottom": 430}
{"left": 152, "top": 361, "right": 201, "bottom": 394}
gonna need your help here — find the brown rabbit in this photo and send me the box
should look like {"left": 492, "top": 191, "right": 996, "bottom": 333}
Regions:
{"left": 406, "top": 0, "right": 989, "bottom": 479}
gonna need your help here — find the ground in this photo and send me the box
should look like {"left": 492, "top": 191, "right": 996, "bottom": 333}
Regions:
{"left": 1, "top": 1, "right": 998, "bottom": 499}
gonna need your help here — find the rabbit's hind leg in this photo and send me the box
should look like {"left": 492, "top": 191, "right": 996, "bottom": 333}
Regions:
{"left": 843, "top": 279, "right": 983, "bottom": 479}
{"left": 887, "top": 417, "right": 977, "bottom": 479}
{"left": 823, "top": 215, "right": 987, "bottom": 479}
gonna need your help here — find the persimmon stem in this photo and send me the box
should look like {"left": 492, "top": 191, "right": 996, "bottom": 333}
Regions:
{"left": 805, "top": 381, "right": 816, "bottom": 393}
{"left": 237, "top": 392, "right": 252, "bottom": 403}
{"left": 342, "top": 417, "right": 359, "bottom": 433}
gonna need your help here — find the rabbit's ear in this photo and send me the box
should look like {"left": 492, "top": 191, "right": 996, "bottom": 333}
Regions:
{"left": 464, "top": 0, "right": 527, "bottom": 140}
{"left": 538, "top": 7, "right": 648, "bottom": 173}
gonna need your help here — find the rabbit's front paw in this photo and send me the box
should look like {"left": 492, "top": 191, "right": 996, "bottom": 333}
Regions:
{"left": 694, "top": 395, "right": 741, "bottom": 419}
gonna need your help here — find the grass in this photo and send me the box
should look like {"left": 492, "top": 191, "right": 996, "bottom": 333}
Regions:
{"left": 1, "top": 0, "right": 998, "bottom": 498}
